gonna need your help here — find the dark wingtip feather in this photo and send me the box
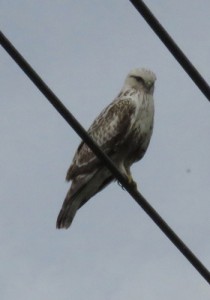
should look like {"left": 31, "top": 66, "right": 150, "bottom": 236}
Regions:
{"left": 56, "top": 209, "right": 68, "bottom": 229}
{"left": 56, "top": 193, "right": 80, "bottom": 229}
{"left": 56, "top": 207, "right": 75, "bottom": 229}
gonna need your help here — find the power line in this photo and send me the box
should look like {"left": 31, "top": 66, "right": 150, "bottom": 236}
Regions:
{"left": 0, "top": 31, "right": 210, "bottom": 284}
{"left": 129, "top": 0, "right": 210, "bottom": 102}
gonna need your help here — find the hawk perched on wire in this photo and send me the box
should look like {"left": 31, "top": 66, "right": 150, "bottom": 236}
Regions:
{"left": 57, "top": 68, "right": 156, "bottom": 229}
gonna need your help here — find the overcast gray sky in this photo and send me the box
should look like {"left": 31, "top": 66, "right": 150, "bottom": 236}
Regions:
{"left": 1, "top": 1, "right": 210, "bottom": 299}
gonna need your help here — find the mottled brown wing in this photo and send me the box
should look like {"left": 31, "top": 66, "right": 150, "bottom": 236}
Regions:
{"left": 66, "top": 97, "right": 136, "bottom": 180}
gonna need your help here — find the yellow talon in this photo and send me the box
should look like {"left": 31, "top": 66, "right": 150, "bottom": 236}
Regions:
{"left": 127, "top": 174, "right": 133, "bottom": 183}
{"left": 127, "top": 175, "right": 137, "bottom": 190}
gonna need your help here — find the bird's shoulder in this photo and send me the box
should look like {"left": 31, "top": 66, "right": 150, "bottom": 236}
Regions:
{"left": 89, "top": 90, "right": 137, "bottom": 132}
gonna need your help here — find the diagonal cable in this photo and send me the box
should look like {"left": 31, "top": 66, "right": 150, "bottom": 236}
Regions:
{"left": 129, "top": 0, "right": 210, "bottom": 102}
{"left": 0, "top": 31, "right": 209, "bottom": 284}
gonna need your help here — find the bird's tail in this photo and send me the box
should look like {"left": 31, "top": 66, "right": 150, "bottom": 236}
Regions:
{"left": 56, "top": 168, "right": 113, "bottom": 229}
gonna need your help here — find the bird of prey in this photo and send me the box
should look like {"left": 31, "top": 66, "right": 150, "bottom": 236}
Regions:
{"left": 56, "top": 68, "right": 156, "bottom": 229}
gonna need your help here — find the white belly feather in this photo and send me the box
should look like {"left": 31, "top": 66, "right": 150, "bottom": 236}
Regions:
{"left": 132, "top": 92, "right": 154, "bottom": 137}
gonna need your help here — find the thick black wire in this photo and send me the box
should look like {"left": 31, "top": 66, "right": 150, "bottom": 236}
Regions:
{"left": 129, "top": 0, "right": 210, "bottom": 102}
{"left": 1, "top": 31, "right": 210, "bottom": 284}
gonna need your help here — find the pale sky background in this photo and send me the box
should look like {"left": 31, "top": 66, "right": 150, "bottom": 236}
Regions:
{"left": 1, "top": 1, "right": 210, "bottom": 299}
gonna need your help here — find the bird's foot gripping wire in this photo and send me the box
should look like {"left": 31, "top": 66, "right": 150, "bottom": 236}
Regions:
{"left": 117, "top": 174, "right": 137, "bottom": 191}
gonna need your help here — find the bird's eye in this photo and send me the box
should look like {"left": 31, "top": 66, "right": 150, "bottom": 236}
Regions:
{"left": 132, "top": 76, "right": 144, "bottom": 83}
{"left": 146, "top": 81, "right": 154, "bottom": 88}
